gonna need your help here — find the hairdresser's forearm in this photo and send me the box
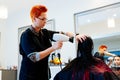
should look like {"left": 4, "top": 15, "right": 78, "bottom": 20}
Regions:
{"left": 40, "top": 47, "right": 55, "bottom": 60}
{"left": 27, "top": 46, "right": 55, "bottom": 62}
{"left": 104, "top": 52, "right": 116, "bottom": 56}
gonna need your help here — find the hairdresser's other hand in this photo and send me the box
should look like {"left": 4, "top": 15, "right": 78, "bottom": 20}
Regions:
{"left": 52, "top": 41, "right": 63, "bottom": 50}
{"left": 76, "top": 35, "right": 87, "bottom": 42}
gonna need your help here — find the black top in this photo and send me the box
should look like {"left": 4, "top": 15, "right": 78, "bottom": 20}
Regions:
{"left": 19, "top": 26, "right": 59, "bottom": 80}
{"left": 94, "top": 52, "right": 105, "bottom": 62}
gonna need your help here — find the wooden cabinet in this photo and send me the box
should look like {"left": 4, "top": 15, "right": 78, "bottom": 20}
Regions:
{"left": 0, "top": 70, "right": 17, "bottom": 80}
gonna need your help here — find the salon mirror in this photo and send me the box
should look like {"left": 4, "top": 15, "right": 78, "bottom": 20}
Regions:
{"left": 74, "top": 2, "right": 120, "bottom": 52}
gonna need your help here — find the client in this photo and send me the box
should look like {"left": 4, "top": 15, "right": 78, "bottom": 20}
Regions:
{"left": 111, "top": 55, "right": 120, "bottom": 79}
{"left": 54, "top": 36, "right": 120, "bottom": 80}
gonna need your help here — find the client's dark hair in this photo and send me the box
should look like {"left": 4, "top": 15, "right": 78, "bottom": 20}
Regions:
{"left": 77, "top": 36, "right": 93, "bottom": 58}
{"left": 63, "top": 36, "right": 97, "bottom": 70}
{"left": 74, "top": 36, "right": 97, "bottom": 69}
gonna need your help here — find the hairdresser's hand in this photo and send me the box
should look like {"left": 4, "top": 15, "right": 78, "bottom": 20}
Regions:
{"left": 52, "top": 41, "right": 63, "bottom": 50}
{"left": 66, "top": 32, "right": 74, "bottom": 37}
{"left": 76, "top": 35, "right": 87, "bottom": 42}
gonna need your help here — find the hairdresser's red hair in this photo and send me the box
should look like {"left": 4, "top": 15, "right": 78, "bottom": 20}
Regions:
{"left": 99, "top": 45, "right": 107, "bottom": 50}
{"left": 30, "top": 5, "right": 47, "bottom": 22}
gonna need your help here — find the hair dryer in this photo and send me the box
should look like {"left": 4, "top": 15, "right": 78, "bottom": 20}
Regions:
{"left": 53, "top": 34, "right": 74, "bottom": 43}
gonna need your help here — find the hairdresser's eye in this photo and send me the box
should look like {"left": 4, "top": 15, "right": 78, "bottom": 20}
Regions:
{"left": 37, "top": 17, "right": 47, "bottom": 21}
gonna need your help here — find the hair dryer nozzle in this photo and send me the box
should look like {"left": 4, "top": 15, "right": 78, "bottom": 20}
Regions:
{"left": 69, "top": 37, "right": 74, "bottom": 43}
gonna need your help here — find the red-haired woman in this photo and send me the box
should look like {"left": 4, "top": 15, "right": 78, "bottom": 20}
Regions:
{"left": 19, "top": 4, "right": 86, "bottom": 80}
{"left": 94, "top": 45, "right": 116, "bottom": 62}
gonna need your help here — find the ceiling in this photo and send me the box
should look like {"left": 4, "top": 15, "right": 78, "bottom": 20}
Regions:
{"left": 1, "top": 1, "right": 120, "bottom": 18}
{"left": 0, "top": 0, "right": 43, "bottom": 15}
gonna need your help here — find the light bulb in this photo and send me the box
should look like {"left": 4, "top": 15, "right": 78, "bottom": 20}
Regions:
{"left": 0, "top": 6, "right": 8, "bottom": 19}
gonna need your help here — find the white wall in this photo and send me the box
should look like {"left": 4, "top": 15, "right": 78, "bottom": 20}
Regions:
{"left": 0, "top": 0, "right": 120, "bottom": 68}
{"left": 0, "top": 19, "right": 6, "bottom": 67}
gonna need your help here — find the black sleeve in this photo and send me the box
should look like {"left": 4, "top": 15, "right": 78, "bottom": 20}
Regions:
{"left": 42, "top": 28, "right": 59, "bottom": 41}
{"left": 94, "top": 52, "right": 99, "bottom": 57}
{"left": 20, "top": 30, "right": 37, "bottom": 56}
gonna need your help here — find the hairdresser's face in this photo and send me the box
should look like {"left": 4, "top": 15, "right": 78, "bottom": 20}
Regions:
{"left": 34, "top": 12, "right": 47, "bottom": 28}
{"left": 99, "top": 48, "right": 107, "bottom": 54}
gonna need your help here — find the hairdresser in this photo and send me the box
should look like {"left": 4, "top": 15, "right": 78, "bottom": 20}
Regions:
{"left": 19, "top": 4, "right": 86, "bottom": 80}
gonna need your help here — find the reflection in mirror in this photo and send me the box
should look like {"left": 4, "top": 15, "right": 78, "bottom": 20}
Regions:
{"left": 74, "top": 2, "right": 120, "bottom": 74}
